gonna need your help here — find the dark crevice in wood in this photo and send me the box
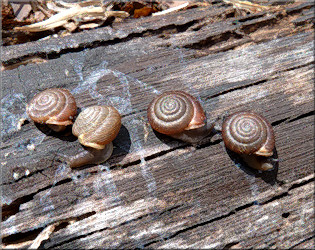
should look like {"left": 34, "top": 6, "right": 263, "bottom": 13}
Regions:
{"left": 272, "top": 117, "right": 289, "bottom": 126}
{"left": 2, "top": 178, "right": 73, "bottom": 221}
{"left": 240, "top": 15, "right": 278, "bottom": 34}
{"left": 158, "top": 204, "right": 181, "bottom": 216}
{"left": 2, "top": 193, "right": 36, "bottom": 221}
{"left": 50, "top": 211, "right": 156, "bottom": 248}
{"left": 289, "top": 235, "right": 315, "bottom": 249}
{"left": 288, "top": 176, "right": 315, "bottom": 192}
{"left": 236, "top": 13, "right": 266, "bottom": 23}
{"left": 121, "top": 108, "right": 147, "bottom": 118}
{"left": 206, "top": 79, "right": 268, "bottom": 100}
{"left": 114, "top": 144, "right": 189, "bottom": 170}
{"left": 287, "top": 110, "right": 315, "bottom": 123}
{"left": 184, "top": 31, "right": 244, "bottom": 49}
{"left": 285, "top": 2, "right": 315, "bottom": 15}
{"left": 205, "top": 61, "right": 313, "bottom": 101}
{"left": 195, "top": 138, "right": 222, "bottom": 150}
{"left": 223, "top": 241, "right": 241, "bottom": 249}
{"left": 260, "top": 176, "right": 314, "bottom": 206}
{"left": 281, "top": 212, "right": 290, "bottom": 218}
{"left": 4, "top": 167, "right": 46, "bottom": 185}
{"left": 2, "top": 21, "right": 198, "bottom": 70}
{"left": 2, "top": 227, "right": 44, "bottom": 245}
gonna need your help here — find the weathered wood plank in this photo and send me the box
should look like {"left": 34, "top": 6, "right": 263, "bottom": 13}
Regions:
{"left": 1, "top": 2, "right": 314, "bottom": 248}
{"left": 2, "top": 31, "right": 313, "bottom": 186}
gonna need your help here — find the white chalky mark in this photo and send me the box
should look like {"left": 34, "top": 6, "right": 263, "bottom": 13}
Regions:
{"left": 71, "top": 58, "right": 159, "bottom": 114}
{"left": 17, "top": 116, "right": 28, "bottom": 130}
{"left": 246, "top": 175, "right": 260, "bottom": 205}
{"left": 39, "top": 164, "right": 69, "bottom": 215}
{"left": 98, "top": 164, "right": 122, "bottom": 205}
{"left": 13, "top": 172, "right": 19, "bottom": 180}
{"left": 257, "top": 215, "right": 269, "bottom": 224}
{"left": 25, "top": 169, "right": 30, "bottom": 176}
{"left": 27, "top": 143, "right": 35, "bottom": 151}
{"left": 1, "top": 93, "right": 27, "bottom": 136}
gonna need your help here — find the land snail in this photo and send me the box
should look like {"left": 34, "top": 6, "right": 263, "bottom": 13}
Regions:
{"left": 147, "top": 91, "right": 213, "bottom": 144}
{"left": 221, "top": 111, "right": 276, "bottom": 171}
{"left": 66, "top": 105, "right": 121, "bottom": 168}
{"left": 26, "top": 88, "right": 77, "bottom": 132}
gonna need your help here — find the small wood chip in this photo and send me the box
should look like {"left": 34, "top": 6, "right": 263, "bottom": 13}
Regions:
{"left": 29, "top": 223, "right": 60, "bottom": 249}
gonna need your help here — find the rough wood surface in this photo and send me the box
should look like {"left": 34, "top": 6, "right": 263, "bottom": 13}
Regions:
{"left": 1, "top": 1, "right": 314, "bottom": 249}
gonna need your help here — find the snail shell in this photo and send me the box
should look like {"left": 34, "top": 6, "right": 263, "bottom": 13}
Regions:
{"left": 26, "top": 88, "right": 77, "bottom": 132}
{"left": 147, "top": 91, "right": 211, "bottom": 143}
{"left": 68, "top": 105, "right": 121, "bottom": 168}
{"left": 72, "top": 105, "right": 121, "bottom": 149}
{"left": 222, "top": 111, "right": 275, "bottom": 171}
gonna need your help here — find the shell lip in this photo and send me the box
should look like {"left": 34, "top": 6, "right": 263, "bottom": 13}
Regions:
{"left": 78, "top": 134, "right": 106, "bottom": 149}
{"left": 254, "top": 146, "right": 274, "bottom": 157}
{"left": 185, "top": 118, "right": 206, "bottom": 130}
{"left": 46, "top": 117, "right": 73, "bottom": 126}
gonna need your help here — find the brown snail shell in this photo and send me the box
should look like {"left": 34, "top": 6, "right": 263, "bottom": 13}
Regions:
{"left": 222, "top": 111, "right": 275, "bottom": 171}
{"left": 26, "top": 88, "right": 77, "bottom": 132}
{"left": 68, "top": 105, "right": 121, "bottom": 168}
{"left": 147, "top": 91, "right": 212, "bottom": 143}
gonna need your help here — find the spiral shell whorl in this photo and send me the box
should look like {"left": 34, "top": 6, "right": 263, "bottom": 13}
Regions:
{"left": 72, "top": 105, "right": 121, "bottom": 149}
{"left": 148, "top": 91, "right": 205, "bottom": 135}
{"left": 26, "top": 88, "right": 77, "bottom": 126}
{"left": 222, "top": 111, "right": 274, "bottom": 156}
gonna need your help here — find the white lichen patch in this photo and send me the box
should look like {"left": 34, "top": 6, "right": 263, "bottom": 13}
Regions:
{"left": 27, "top": 143, "right": 36, "bottom": 151}
{"left": 13, "top": 172, "right": 19, "bottom": 180}
{"left": 17, "top": 117, "right": 27, "bottom": 130}
{"left": 1, "top": 93, "right": 27, "bottom": 136}
{"left": 257, "top": 215, "right": 269, "bottom": 224}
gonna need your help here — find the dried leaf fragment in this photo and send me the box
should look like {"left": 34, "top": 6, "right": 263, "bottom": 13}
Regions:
{"left": 134, "top": 6, "right": 157, "bottom": 18}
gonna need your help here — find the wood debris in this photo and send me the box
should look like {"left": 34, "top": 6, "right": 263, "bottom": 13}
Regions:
{"left": 223, "top": 0, "right": 270, "bottom": 13}
{"left": 14, "top": 0, "right": 129, "bottom": 32}
{"left": 28, "top": 223, "right": 60, "bottom": 249}
{"left": 153, "top": 2, "right": 189, "bottom": 16}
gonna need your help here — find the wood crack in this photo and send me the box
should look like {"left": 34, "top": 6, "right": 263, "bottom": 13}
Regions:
{"left": 45, "top": 204, "right": 182, "bottom": 248}
{"left": 2, "top": 20, "right": 199, "bottom": 69}
{"left": 2, "top": 178, "right": 72, "bottom": 221}
{"left": 289, "top": 235, "right": 315, "bottom": 249}
{"left": 205, "top": 61, "right": 314, "bottom": 101}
